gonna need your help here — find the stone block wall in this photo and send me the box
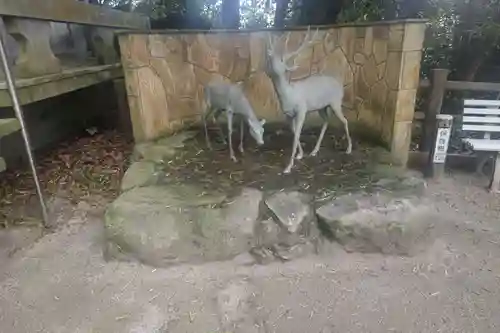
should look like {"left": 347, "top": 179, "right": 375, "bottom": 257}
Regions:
{"left": 118, "top": 20, "right": 426, "bottom": 165}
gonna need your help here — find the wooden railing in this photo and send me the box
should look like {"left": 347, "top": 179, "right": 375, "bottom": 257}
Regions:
{"left": 416, "top": 68, "right": 500, "bottom": 151}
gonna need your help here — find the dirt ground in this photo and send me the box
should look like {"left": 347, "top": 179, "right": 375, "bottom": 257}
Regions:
{"left": 0, "top": 170, "right": 499, "bottom": 332}
{"left": 162, "top": 125, "right": 382, "bottom": 201}
{"left": 1, "top": 127, "right": 500, "bottom": 332}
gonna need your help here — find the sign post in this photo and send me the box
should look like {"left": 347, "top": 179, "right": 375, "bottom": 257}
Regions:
{"left": 425, "top": 114, "right": 453, "bottom": 179}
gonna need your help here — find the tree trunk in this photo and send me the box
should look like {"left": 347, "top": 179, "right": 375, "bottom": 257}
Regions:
{"left": 398, "top": 0, "right": 424, "bottom": 18}
{"left": 298, "top": 0, "right": 343, "bottom": 26}
{"left": 221, "top": 0, "right": 240, "bottom": 29}
{"left": 274, "top": 0, "right": 291, "bottom": 28}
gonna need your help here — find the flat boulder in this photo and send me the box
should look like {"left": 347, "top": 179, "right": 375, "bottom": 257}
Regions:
{"left": 265, "top": 191, "right": 312, "bottom": 234}
{"left": 120, "top": 161, "right": 158, "bottom": 192}
{"left": 133, "top": 131, "right": 197, "bottom": 164}
{"left": 251, "top": 191, "right": 318, "bottom": 264}
{"left": 316, "top": 193, "right": 436, "bottom": 256}
{"left": 104, "top": 185, "right": 264, "bottom": 268}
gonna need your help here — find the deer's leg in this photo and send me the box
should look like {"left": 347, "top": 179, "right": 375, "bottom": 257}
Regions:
{"left": 239, "top": 118, "right": 245, "bottom": 153}
{"left": 213, "top": 109, "right": 227, "bottom": 144}
{"left": 310, "top": 108, "right": 329, "bottom": 157}
{"left": 203, "top": 107, "right": 213, "bottom": 150}
{"left": 227, "top": 111, "right": 237, "bottom": 162}
{"left": 287, "top": 116, "right": 304, "bottom": 160}
{"left": 331, "top": 102, "right": 352, "bottom": 154}
{"left": 284, "top": 111, "right": 306, "bottom": 174}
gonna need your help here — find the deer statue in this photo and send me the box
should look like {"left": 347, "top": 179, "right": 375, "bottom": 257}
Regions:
{"left": 265, "top": 26, "right": 353, "bottom": 174}
{"left": 202, "top": 79, "right": 266, "bottom": 162}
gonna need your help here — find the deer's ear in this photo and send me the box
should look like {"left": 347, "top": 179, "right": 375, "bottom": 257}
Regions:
{"left": 260, "top": 119, "right": 266, "bottom": 126}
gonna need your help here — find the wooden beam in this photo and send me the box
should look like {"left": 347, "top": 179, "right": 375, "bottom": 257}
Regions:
{"left": 0, "top": 0, "right": 149, "bottom": 29}
{"left": 420, "top": 78, "right": 500, "bottom": 92}
{"left": 446, "top": 80, "right": 500, "bottom": 92}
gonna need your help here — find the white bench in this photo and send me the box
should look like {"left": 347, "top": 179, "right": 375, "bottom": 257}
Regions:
{"left": 462, "top": 99, "right": 500, "bottom": 192}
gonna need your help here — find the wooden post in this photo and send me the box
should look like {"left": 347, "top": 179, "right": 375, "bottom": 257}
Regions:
{"left": 489, "top": 153, "right": 500, "bottom": 193}
{"left": 421, "top": 68, "right": 449, "bottom": 152}
{"left": 424, "top": 114, "right": 453, "bottom": 179}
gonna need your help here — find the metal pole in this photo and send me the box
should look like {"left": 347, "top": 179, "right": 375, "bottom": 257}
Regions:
{"left": 0, "top": 22, "right": 49, "bottom": 227}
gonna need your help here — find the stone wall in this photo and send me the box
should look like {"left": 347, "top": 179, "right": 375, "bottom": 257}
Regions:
{"left": 118, "top": 20, "right": 426, "bottom": 165}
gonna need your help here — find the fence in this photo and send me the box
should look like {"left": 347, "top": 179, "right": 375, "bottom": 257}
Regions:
{"left": 416, "top": 68, "right": 500, "bottom": 152}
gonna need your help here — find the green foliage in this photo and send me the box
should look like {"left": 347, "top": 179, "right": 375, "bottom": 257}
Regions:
{"left": 337, "top": 0, "right": 386, "bottom": 23}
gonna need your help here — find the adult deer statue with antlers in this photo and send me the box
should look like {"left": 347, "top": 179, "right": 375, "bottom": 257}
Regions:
{"left": 265, "top": 26, "right": 352, "bottom": 174}
{"left": 202, "top": 79, "right": 266, "bottom": 162}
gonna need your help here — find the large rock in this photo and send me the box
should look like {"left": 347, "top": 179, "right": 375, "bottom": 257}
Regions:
{"left": 316, "top": 193, "right": 436, "bottom": 256}
{"left": 133, "top": 131, "right": 197, "bottom": 163}
{"left": 251, "top": 191, "right": 318, "bottom": 264}
{"left": 104, "top": 185, "right": 263, "bottom": 267}
{"left": 265, "top": 191, "right": 312, "bottom": 234}
{"left": 121, "top": 161, "right": 158, "bottom": 192}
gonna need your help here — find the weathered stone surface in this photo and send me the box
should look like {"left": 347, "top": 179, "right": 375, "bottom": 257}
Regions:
{"left": 364, "top": 27, "right": 374, "bottom": 55}
{"left": 373, "top": 39, "right": 388, "bottom": 64}
{"left": 385, "top": 51, "right": 403, "bottom": 89}
{"left": 122, "top": 34, "right": 150, "bottom": 68}
{"left": 187, "top": 35, "right": 220, "bottom": 72}
{"left": 90, "top": 28, "right": 119, "bottom": 64}
{"left": 322, "top": 47, "right": 349, "bottom": 80}
{"left": 388, "top": 24, "right": 405, "bottom": 51}
{"left": 374, "top": 176, "right": 427, "bottom": 197}
{"left": 5, "top": 18, "right": 61, "bottom": 78}
{"left": 136, "top": 66, "right": 169, "bottom": 141}
{"left": 353, "top": 53, "right": 365, "bottom": 65}
{"left": 401, "top": 51, "right": 423, "bottom": 90}
{"left": 324, "top": 29, "right": 339, "bottom": 53}
{"left": 121, "top": 161, "right": 157, "bottom": 192}
{"left": 265, "top": 191, "right": 312, "bottom": 234}
{"left": 254, "top": 218, "right": 281, "bottom": 247}
{"left": 339, "top": 27, "right": 355, "bottom": 61}
{"left": 133, "top": 142, "right": 176, "bottom": 163}
{"left": 316, "top": 193, "right": 436, "bottom": 256}
{"left": 370, "top": 80, "right": 388, "bottom": 112}
{"left": 149, "top": 35, "right": 168, "bottom": 58}
{"left": 0, "top": 118, "right": 20, "bottom": 138}
{"left": 394, "top": 89, "right": 418, "bottom": 122}
{"left": 248, "top": 32, "right": 266, "bottom": 73}
{"left": 120, "top": 21, "right": 426, "bottom": 165}
{"left": 0, "top": 157, "right": 5, "bottom": 172}
{"left": 241, "top": 72, "right": 281, "bottom": 122}
{"left": 133, "top": 131, "right": 196, "bottom": 163}
{"left": 362, "top": 55, "right": 379, "bottom": 87}
{"left": 105, "top": 185, "right": 267, "bottom": 267}
{"left": 223, "top": 188, "right": 263, "bottom": 238}
{"left": 156, "top": 131, "right": 197, "bottom": 149}
{"left": 402, "top": 23, "right": 426, "bottom": 51}
{"left": 247, "top": 191, "right": 319, "bottom": 264}
{"left": 391, "top": 121, "right": 412, "bottom": 166}
{"left": 123, "top": 68, "right": 139, "bottom": 96}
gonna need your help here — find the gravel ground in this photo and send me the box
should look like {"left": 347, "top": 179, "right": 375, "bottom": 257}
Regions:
{"left": 0, "top": 171, "right": 499, "bottom": 333}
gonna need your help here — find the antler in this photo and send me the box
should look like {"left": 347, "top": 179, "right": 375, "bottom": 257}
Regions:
{"left": 283, "top": 26, "right": 319, "bottom": 63}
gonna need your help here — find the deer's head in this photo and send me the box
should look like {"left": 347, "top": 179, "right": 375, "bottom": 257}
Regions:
{"left": 248, "top": 118, "right": 266, "bottom": 145}
{"left": 265, "top": 26, "right": 319, "bottom": 79}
